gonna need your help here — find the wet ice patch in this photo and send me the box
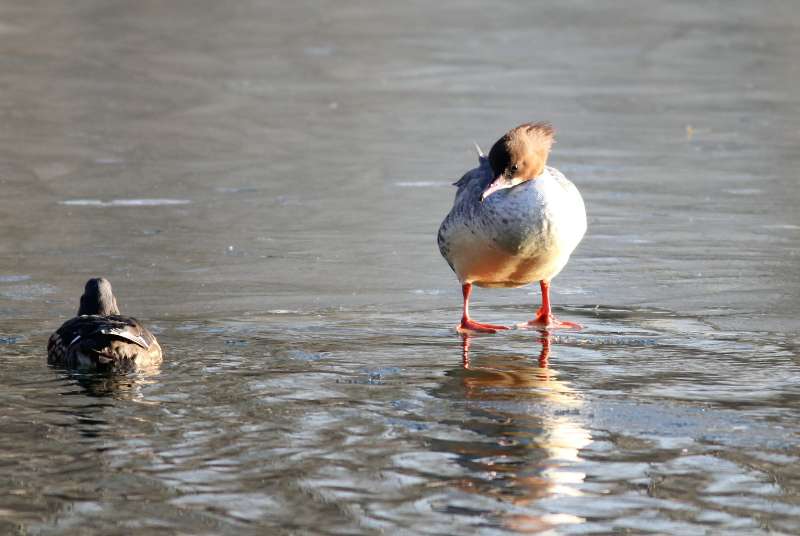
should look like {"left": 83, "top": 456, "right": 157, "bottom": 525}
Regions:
{"left": 60, "top": 199, "right": 191, "bottom": 207}
{"left": 620, "top": 234, "right": 654, "bottom": 244}
{"left": 175, "top": 323, "right": 226, "bottom": 334}
{"left": 0, "top": 22, "right": 25, "bottom": 35}
{"left": 762, "top": 224, "right": 800, "bottom": 230}
{"left": 0, "top": 275, "right": 31, "bottom": 283}
{"left": 342, "top": 366, "right": 402, "bottom": 385}
{"left": 303, "top": 45, "right": 335, "bottom": 57}
{"left": 560, "top": 288, "right": 590, "bottom": 295}
{"left": 275, "top": 195, "right": 304, "bottom": 206}
{"left": 410, "top": 289, "right": 444, "bottom": 295}
{"left": 33, "top": 162, "right": 73, "bottom": 180}
{"left": 394, "top": 181, "right": 451, "bottom": 188}
{"left": 547, "top": 334, "right": 658, "bottom": 346}
{"left": 0, "top": 283, "right": 57, "bottom": 300}
{"left": 215, "top": 186, "right": 258, "bottom": 193}
{"left": 286, "top": 350, "right": 330, "bottom": 362}
{"left": 724, "top": 188, "right": 762, "bottom": 195}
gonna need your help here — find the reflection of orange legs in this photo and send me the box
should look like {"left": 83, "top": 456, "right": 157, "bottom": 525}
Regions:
{"left": 461, "top": 331, "right": 551, "bottom": 369}
{"left": 458, "top": 283, "right": 509, "bottom": 334}
{"left": 537, "top": 332, "right": 551, "bottom": 368}
{"left": 524, "top": 281, "right": 581, "bottom": 329}
{"left": 461, "top": 334, "right": 472, "bottom": 368}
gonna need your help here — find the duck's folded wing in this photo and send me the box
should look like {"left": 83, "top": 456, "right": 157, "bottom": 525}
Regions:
{"left": 54, "top": 315, "right": 154, "bottom": 352}
{"left": 98, "top": 316, "right": 154, "bottom": 348}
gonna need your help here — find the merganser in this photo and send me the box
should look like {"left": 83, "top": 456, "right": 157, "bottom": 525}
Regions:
{"left": 47, "top": 278, "right": 162, "bottom": 368}
{"left": 437, "top": 122, "right": 587, "bottom": 333}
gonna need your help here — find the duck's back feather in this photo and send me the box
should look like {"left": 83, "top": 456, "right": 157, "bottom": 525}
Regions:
{"left": 48, "top": 314, "right": 161, "bottom": 368}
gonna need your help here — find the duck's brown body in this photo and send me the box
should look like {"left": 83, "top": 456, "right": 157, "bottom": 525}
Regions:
{"left": 48, "top": 315, "right": 162, "bottom": 369}
{"left": 47, "top": 278, "right": 162, "bottom": 369}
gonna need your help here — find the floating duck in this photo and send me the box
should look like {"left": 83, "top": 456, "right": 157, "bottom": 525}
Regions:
{"left": 438, "top": 122, "right": 586, "bottom": 333}
{"left": 47, "top": 278, "right": 162, "bottom": 368}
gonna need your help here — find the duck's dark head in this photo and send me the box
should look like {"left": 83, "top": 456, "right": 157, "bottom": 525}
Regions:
{"left": 78, "top": 277, "right": 120, "bottom": 316}
{"left": 482, "top": 122, "right": 555, "bottom": 201}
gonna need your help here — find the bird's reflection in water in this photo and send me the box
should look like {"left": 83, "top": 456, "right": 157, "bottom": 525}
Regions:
{"left": 50, "top": 361, "right": 161, "bottom": 401}
{"left": 47, "top": 362, "right": 162, "bottom": 440}
{"left": 432, "top": 332, "right": 591, "bottom": 533}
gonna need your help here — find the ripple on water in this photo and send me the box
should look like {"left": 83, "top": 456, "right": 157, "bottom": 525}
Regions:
{"left": 1, "top": 304, "right": 799, "bottom": 534}
{"left": 59, "top": 199, "right": 191, "bottom": 207}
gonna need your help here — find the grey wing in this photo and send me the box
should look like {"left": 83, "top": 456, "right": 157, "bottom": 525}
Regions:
{"left": 437, "top": 220, "right": 456, "bottom": 272}
{"left": 453, "top": 157, "right": 494, "bottom": 197}
{"left": 439, "top": 160, "right": 493, "bottom": 271}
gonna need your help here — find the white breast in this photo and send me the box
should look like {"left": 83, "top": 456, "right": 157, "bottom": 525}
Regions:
{"left": 439, "top": 167, "right": 586, "bottom": 288}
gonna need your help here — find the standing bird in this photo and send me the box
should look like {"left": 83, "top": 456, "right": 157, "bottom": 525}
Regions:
{"left": 438, "top": 122, "right": 586, "bottom": 333}
{"left": 47, "top": 278, "right": 162, "bottom": 368}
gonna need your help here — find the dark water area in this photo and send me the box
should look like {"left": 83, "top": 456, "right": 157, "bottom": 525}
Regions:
{"left": 1, "top": 0, "right": 799, "bottom": 534}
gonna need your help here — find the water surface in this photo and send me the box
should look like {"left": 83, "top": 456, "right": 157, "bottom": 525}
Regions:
{"left": 1, "top": 0, "right": 799, "bottom": 534}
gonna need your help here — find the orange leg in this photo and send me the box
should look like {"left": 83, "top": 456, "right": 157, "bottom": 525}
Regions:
{"left": 458, "top": 283, "right": 509, "bottom": 334}
{"left": 526, "top": 281, "right": 581, "bottom": 329}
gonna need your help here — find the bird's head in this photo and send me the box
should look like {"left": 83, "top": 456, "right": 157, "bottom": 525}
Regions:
{"left": 482, "top": 122, "right": 554, "bottom": 201}
{"left": 78, "top": 277, "right": 120, "bottom": 316}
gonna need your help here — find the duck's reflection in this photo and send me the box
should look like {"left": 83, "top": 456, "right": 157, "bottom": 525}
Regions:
{"left": 50, "top": 361, "right": 161, "bottom": 401}
{"left": 46, "top": 362, "right": 161, "bottom": 441}
{"left": 432, "top": 332, "right": 591, "bottom": 532}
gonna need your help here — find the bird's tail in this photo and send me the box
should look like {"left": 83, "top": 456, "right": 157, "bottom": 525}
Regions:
{"left": 473, "top": 141, "right": 485, "bottom": 161}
